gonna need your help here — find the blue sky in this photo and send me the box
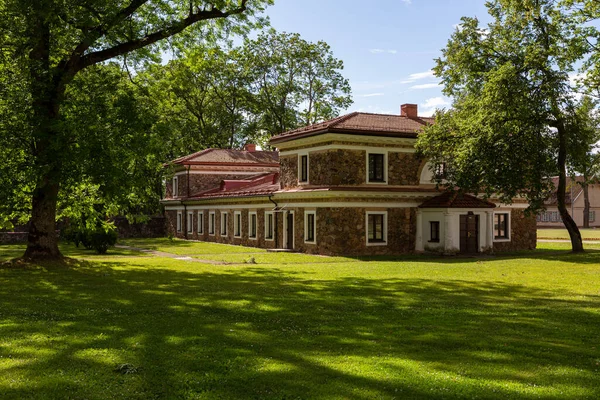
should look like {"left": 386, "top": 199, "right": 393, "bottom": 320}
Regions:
{"left": 267, "top": 0, "right": 491, "bottom": 117}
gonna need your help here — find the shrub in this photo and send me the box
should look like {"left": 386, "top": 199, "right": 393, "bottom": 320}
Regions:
{"left": 62, "top": 221, "right": 118, "bottom": 254}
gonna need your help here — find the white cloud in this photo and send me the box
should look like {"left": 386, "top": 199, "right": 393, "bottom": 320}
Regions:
{"left": 358, "top": 93, "right": 385, "bottom": 98}
{"left": 400, "top": 70, "right": 436, "bottom": 84}
{"left": 420, "top": 97, "right": 451, "bottom": 117}
{"left": 410, "top": 83, "right": 440, "bottom": 90}
{"left": 369, "top": 48, "right": 398, "bottom": 54}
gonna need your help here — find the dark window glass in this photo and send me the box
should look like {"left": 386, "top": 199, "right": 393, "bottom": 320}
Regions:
{"left": 209, "top": 213, "right": 215, "bottom": 234}
{"left": 368, "top": 154, "right": 385, "bottom": 182}
{"left": 430, "top": 221, "right": 440, "bottom": 242}
{"left": 494, "top": 213, "right": 509, "bottom": 239}
{"left": 368, "top": 214, "right": 385, "bottom": 242}
{"left": 235, "top": 214, "right": 241, "bottom": 236}
{"left": 300, "top": 155, "right": 308, "bottom": 182}
{"left": 221, "top": 213, "right": 228, "bottom": 235}
{"left": 250, "top": 214, "right": 257, "bottom": 238}
{"left": 434, "top": 163, "right": 447, "bottom": 180}
{"left": 306, "top": 213, "right": 315, "bottom": 242}
{"left": 266, "top": 214, "right": 273, "bottom": 239}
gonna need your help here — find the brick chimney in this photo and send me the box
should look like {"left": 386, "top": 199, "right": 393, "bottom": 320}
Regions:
{"left": 244, "top": 143, "right": 257, "bottom": 152}
{"left": 401, "top": 104, "right": 418, "bottom": 118}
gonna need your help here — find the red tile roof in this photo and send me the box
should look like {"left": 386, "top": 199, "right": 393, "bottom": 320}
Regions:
{"left": 419, "top": 192, "right": 496, "bottom": 209}
{"left": 170, "top": 148, "right": 279, "bottom": 166}
{"left": 189, "top": 173, "right": 280, "bottom": 199}
{"left": 270, "top": 112, "right": 434, "bottom": 144}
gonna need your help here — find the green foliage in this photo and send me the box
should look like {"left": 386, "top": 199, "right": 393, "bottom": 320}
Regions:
{"left": 63, "top": 221, "right": 118, "bottom": 254}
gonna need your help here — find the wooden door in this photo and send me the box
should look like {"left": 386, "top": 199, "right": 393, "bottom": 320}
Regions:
{"left": 460, "top": 214, "right": 479, "bottom": 254}
{"left": 286, "top": 212, "right": 294, "bottom": 249}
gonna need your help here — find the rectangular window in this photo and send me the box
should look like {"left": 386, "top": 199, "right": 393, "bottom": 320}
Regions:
{"left": 368, "top": 153, "right": 385, "bottom": 183}
{"left": 249, "top": 212, "right": 257, "bottom": 239}
{"left": 366, "top": 212, "right": 387, "bottom": 245}
{"left": 172, "top": 176, "right": 179, "bottom": 197}
{"left": 265, "top": 211, "right": 274, "bottom": 240}
{"left": 434, "top": 163, "right": 447, "bottom": 180}
{"left": 429, "top": 221, "right": 440, "bottom": 242}
{"left": 187, "top": 211, "right": 193, "bottom": 233}
{"left": 590, "top": 210, "right": 596, "bottom": 223}
{"left": 209, "top": 211, "right": 215, "bottom": 235}
{"left": 304, "top": 211, "right": 316, "bottom": 243}
{"left": 234, "top": 211, "right": 242, "bottom": 238}
{"left": 220, "top": 212, "right": 228, "bottom": 236}
{"left": 494, "top": 213, "right": 509, "bottom": 239}
{"left": 299, "top": 154, "right": 308, "bottom": 183}
{"left": 176, "top": 211, "right": 182, "bottom": 232}
{"left": 197, "top": 211, "right": 204, "bottom": 234}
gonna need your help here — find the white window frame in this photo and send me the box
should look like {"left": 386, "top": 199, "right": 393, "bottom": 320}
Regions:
{"left": 176, "top": 211, "right": 182, "bottom": 232}
{"left": 366, "top": 150, "right": 388, "bottom": 185}
{"left": 365, "top": 211, "right": 388, "bottom": 246}
{"left": 197, "top": 211, "right": 204, "bottom": 234}
{"left": 590, "top": 210, "right": 596, "bottom": 223}
{"left": 208, "top": 211, "right": 216, "bottom": 236}
{"left": 264, "top": 211, "right": 275, "bottom": 241}
{"left": 172, "top": 176, "right": 179, "bottom": 197}
{"left": 248, "top": 211, "right": 258, "bottom": 239}
{"left": 493, "top": 211, "right": 511, "bottom": 242}
{"left": 187, "top": 211, "right": 193, "bottom": 234}
{"left": 304, "top": 210, "right": 317, "bottom": 244}
{"left": 234, "top": 211, "right": 242, "bottom": 238}
{"left": 220, "top": 211, "right": 228, "bottom": 236}
{"left": 298, "top": 151, "right": 310, "bottom": 185}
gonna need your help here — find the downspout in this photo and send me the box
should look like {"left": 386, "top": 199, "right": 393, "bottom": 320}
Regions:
{"left": 185, "top": 165, "right": 191, "bottom": 239}
{"left": 184, "top": 204, "right": 188, "bottom": 239}
{"left": 269, "top": 194, "right": 279, "bottom": 249}
{"left": 186, "top": 165, "right": 191, "bottom": 198}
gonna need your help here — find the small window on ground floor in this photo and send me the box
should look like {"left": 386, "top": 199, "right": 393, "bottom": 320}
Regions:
{"left": 209, "top": 211, "right": 215, "bottom": 235}
{"left": 366, "top": 211, "right": 387, "bottom": 245}
{"left": 249, "top": 212, "right": 257, "bottom": 239}
{"left": 589, "top": 210, "right": 596, "bottom": 223}
{"left": 220, "top": 212, "right": 228, "bottom": 236}
{"left": 234, "top": 211, "right": 242, "bottom": 238}
{"left": 494, "top": 212, "right": 510, "bottom": 240}
{"left": 429, "top": 221, "right": 440, "bottom": 242}
{"left": 304, "top": 210, "right": 316, "bottom": 244}
{"left": 177, "top": 211, "right": 182, "bottom": 232}
{"left": 197, "top": 211, "right": 204, "bottom": 234}
{"left": 187, "top": 211, "right": 193, "bottom": 233}
{"left": 265, "top": 211, "right": 274, "bottom": 240}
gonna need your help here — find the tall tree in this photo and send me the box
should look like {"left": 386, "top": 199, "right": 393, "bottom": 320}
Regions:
{"left": 416, "top": 0, "right": 588, "bottom": 252}
{"left": 0, "top": 0, "right": 271, "bottom": 260}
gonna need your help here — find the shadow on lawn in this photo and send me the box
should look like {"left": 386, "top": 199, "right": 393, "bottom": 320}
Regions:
{"left": 0, "top": 262, "right": 599, "bottom": 399}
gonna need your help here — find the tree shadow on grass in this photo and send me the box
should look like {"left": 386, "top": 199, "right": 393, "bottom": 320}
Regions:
{"left": 0, "top": 261, "right": 599, "bottom": 399}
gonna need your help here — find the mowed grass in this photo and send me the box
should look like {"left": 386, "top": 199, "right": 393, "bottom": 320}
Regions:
{"left": 1, "top": 241, "right": 600, "bottom": 399}
{"left": 538, "top": 228, "right": 600, "bottom": 240}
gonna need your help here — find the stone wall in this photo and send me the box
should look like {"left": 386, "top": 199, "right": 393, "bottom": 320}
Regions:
{"left": 0, "top": 232, "right": 28, "bottom": 244}
{"left": 310, "top": 150, "right": 366, "bottom": 186}
{"left": 112, "top": 216, "right": 166, "bottom": 238}
{"left": 388, "top": 152, "right": 423, "bottom": 186}
{"left": 493, "top": 209, "right": 537, "bottom": 252}
{"left": 280, "top": 156, "right": 298, "bottom": 190}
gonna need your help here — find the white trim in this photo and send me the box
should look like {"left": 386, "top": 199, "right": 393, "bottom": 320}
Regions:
{"left": 280, "top": 143, "right": 416, "bottom": 156}
{"left": 366, "top": 211, "right": 388, "bottom": 246}
{"left": 366, "top": 150, "right": 389, "bottom": 185}
{"left": 298, "top": 151, "right": 310, "bottom": 185}
{"left": 493, "top": 211, "right": 511, "bottom": 242}
{"left": 283, "top": 210, "right": 295, "bottom": 249}
{"left": 248, "top": 211, "right": 258, "bottom": 240}
{"left": 173, "top": 176, "right": 179, "bottom": 197}
{"left": 274, "top": 133, "right": 417, "bottom": 151}
{"left": 304, "top": 210, "right": 317, "bottom": 244}
{"left": 264, "top": 211, "right": 275, "bottom": 241}
{"left": 176, "top": 211, "right": 182, "bottom": 232}
{"left": 208, "top": 211, "right": 216, "bottom": 236}
{"left": 220, "top": 211, "right": 228, "bottom": 236}
{"left": 174, "top": 170, "right": 273, "bottom": 176}
{"left": 197, "top": 211, "right": 204, "bottom": 234}
{"left": 187, "top": 211, "right": 194, "bottom": 234}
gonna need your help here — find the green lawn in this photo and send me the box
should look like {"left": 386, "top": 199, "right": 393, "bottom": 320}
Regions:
{"left": 1, "top": 241, "right": 600, "bottom": 399}
{"left": 538, "top": 228, "right": 600, "bottom": 240}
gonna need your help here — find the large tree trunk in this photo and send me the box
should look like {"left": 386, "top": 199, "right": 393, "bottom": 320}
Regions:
{"left": 557, "top": 124, "right": 584, "bottom": 252}
{"left": 24, "top": 180, "right": 61, "bottom": 259}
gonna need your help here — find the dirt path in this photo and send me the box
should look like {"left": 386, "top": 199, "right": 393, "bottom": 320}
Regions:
{"left": 115, "top": 245, "right": 235, "bottom": 265}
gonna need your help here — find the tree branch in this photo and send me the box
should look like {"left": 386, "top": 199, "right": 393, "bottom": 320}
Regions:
{"left": 77, "top": 1, "right": 248, "bottom": 72}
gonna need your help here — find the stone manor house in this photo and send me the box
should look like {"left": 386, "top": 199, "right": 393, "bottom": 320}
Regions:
{"left": 161, "top": 104, "right": 536, "bottom": 255}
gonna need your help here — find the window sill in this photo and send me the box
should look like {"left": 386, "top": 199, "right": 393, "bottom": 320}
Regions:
{"left": 428, "top": 240, "right": 440, "bottom": 243}
{"left": 493, "top": 238, "right": 511, "bottom": 242}
{"left": 367, "top": 240, "right": 387, "bottom": 246}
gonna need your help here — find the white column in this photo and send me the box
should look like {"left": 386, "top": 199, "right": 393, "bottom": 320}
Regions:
{"left": 444, "top": 211, "right": 453, "bottom": 252}
{"left": 486, "top": 211, "right": 494, "bottom": 252}
{"left": 416, "top": 210, "right": 423, "bottom": 252}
